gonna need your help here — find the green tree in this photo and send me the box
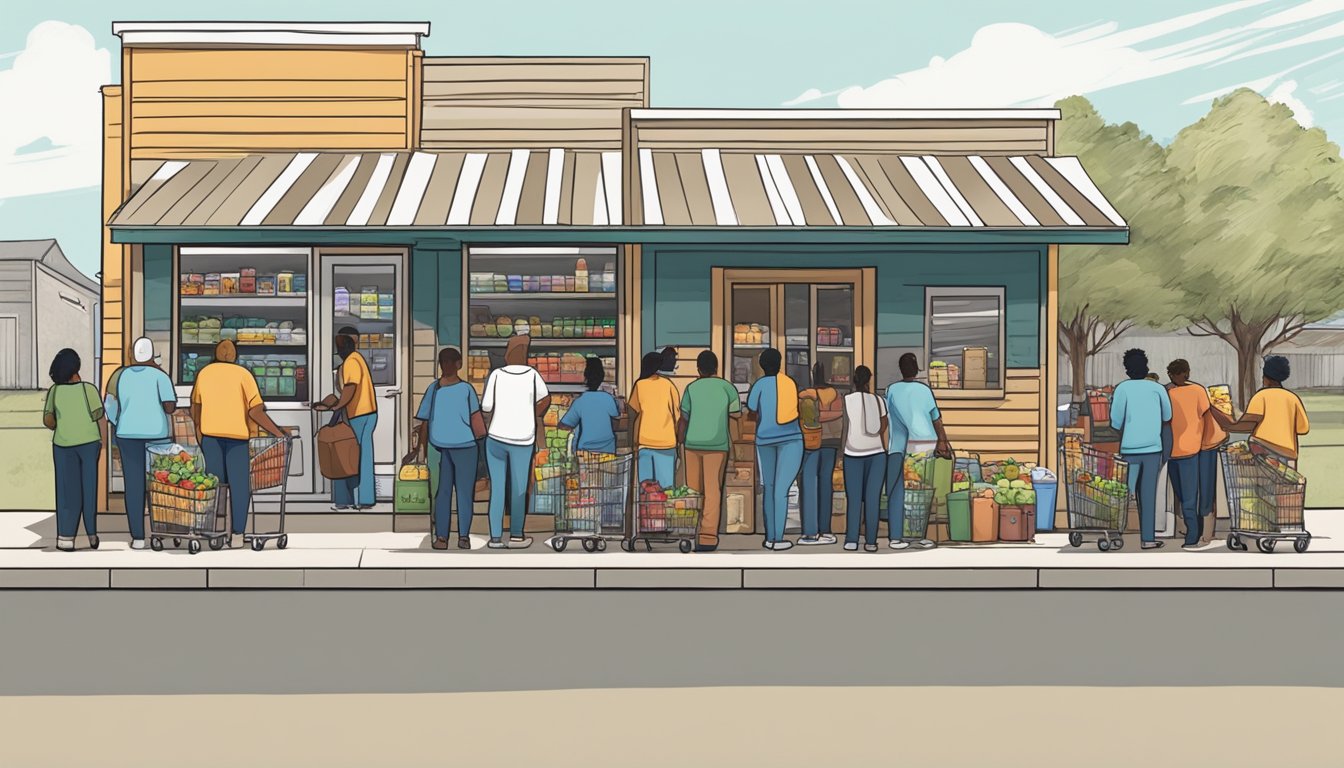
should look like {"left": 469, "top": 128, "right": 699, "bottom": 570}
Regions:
{"left": 1165, "top": 89, "right": 1344, "bottom": 408}
{"left": 1054, "top": 96, "right": 1182, "bottom": 396}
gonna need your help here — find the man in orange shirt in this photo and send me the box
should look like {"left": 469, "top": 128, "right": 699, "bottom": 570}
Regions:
{"left": 1165, "top": 360, "right": 1213, "bottom": 549}
{"left": 316, "top": 327, "right": 379, "bottom": 509}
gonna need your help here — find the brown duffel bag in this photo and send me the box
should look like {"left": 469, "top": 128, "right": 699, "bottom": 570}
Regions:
{"left": 317, "top": 410, "right": 360, "bottom": 479}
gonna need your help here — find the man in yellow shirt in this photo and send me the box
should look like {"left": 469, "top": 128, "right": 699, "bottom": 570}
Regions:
{"left": 1212, "top": 355, "right": 1310, "bottom": 464}
{"left": 316, "top": 327, "right": 379, "bottom": 509}
{"left": 191, "top": 340, "right": 285, "bottom": 547}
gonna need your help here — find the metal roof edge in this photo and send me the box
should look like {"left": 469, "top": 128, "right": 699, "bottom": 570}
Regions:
{"left": 628, "top": 108, "right": 1062, "bottom": 121}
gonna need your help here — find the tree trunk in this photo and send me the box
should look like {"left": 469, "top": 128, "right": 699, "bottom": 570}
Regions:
{"left": 1228, "top": 320, "right": 1265, "bottom": 412}
{"left": 1059, "top": 321, "right": 1089, "bottom": 399}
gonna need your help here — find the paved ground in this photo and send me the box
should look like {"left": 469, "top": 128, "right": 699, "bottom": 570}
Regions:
{"left": 1, "top": 508, "right": 1340, "bottom": 589}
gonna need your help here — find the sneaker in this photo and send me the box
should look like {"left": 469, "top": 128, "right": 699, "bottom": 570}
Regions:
{"left": 330, "top": 504, "right": 353, "bottom": 512}
{"left": 889, "top": 540, "right": 911, "bottom": 550}
{"left": 87, "top": 535, "right": 100, "bottom": 550}
{"left": 56, "top": 536, "right": 75, "bottom": 552}
{"left": 817, "top": 533, "right": 838, "bottom": 545}
{"left": 762, "top": 540, "right": 775, "bottom": 550}
{"left": 130, "top": 539, "right": 147, "bottom": 551}
{"left": 458, "top": 536, "right": 472, "bottom": 550}
{"left": 432, "top": 537, "right": 450, "bottom": 550}
{"left": 843, "top": 542, "right": 859, "bottom": 551}
{"left": 229, "top": 532, "right": 247, "bottom": 549}
{"left": 771, "top": 540, "right": 795, "bottom": 552}
{"left": 916, "top": 539, "right": 935, "bottom": 549}
{"left": 864, "top": 543, "right": 879, "bottom": 553}
{"left": 797, "top": 536, "right": 824, "bottom": 546}
{"left": 487, "top": 538, "right": 507, "bottom": 549}
{"left": 508, "top": 536, "right": 533, "bottom": 549}
{"left": 695, "top": 543, "right": 718, "bottom": 553}
{"left": 1181, "top": 542, "right": 1201, "bottom": 550}
{"left": 1141, "top": 541, "right": 1165, "bottom": 550}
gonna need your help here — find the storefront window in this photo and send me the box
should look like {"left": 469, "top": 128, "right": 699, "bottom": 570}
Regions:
{"left": 925, "top": 287, "right": 1004, "bottom": 393}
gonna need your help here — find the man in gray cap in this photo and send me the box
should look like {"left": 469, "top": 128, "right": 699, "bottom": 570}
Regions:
{"left": 104, "top": 337, "right": 177, "bottom": 549}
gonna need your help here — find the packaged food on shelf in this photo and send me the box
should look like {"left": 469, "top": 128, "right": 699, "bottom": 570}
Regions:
{"left": 239, "top": 267, "right": 256, "bottom": 294}
{"left": 277, "top": 271, "right": 294, "bottom": 295}
{"left": 732, "top": 323, "right": 769, "bottom": 345}
{"left": 334, "top": 287, "right": 350, "bottom": 315}
{"left": 256, "top": 275, "right": 276, "bottom": 296}
{"left": 203, "top": 274, "right": 221, "bottom": 295}
{"left": 220, "top": 272, "right": 239, "bottom": 294}
{"left": 575, "top": 258, "right": 589, "bottom": 293}
{"left": 293, "top": 273, "right": 307, "bottom": 294}
{"left": 467, "top": 350, "right": 491, "bottom": 385}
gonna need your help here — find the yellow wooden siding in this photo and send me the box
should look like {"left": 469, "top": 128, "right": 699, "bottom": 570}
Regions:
{"left": 632, "top": 120, "right": 1050, "bottom": 155}
{"left": 421, "top": 57, "right": 648, "bottom": 150}
{"left": 938, "top": 370, "right": 1041, "bottom": 463}
{"left": 125, "top": 48, "right": 412, "bottom": 159}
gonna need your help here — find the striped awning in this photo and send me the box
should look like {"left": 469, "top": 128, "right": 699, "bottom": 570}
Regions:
{"left": 111, "top": 150, "right": 624, "bottom": 228}
{"left": 110, "top": 149, "right": 1126, "bottom": 231}
{"left": 636, "top": 150, "right": 1125, "bottom": 228}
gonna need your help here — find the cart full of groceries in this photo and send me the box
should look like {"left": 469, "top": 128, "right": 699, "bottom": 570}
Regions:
{"left": 1060, "top": 434, "right": 1129, "bottom": 551}
{"left": 547, "top": 450, "right": 633, "bottom": 553}
{"left": 897, "top": 451, "right": 939, "bottom": 547}
{"left": 147, "top": 442, "right": 227, "bottom": 554}
{"left": 627, "top": 480, "right": 702, "bottom": 553}
{"left": 1221, "top": 441, "right": 1310, "bottom": 553}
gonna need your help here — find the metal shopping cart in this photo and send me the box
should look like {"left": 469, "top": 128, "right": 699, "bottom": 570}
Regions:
{"left": 1221, "top": 442, "right": 1310, "bottom": 553}
{"left": 245, "top": 435, "right": 294, "bottom": 551}
{"left": 898, "top": 451, "right": 939, "bottom": 548}
{"left": 549, "top": 451, "right": 633, "bottom": 552}
{"left": 147, "top": 441, "right": 227, "bottom": 554}
{"left": 1061, "top": 437, "right": 1129, "bottom": 551}
{"left": 627, "top": 485, "right": 702, "bottom": 553}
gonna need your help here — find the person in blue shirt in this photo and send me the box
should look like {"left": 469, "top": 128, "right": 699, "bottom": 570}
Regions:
{"left": 884, "top": 354, "right": 952, "bottom": 550}
{"left": 1110, "top": 348, "right": 1173, "bottom": 549}
{"left": 413, "top": 347, "right": 484, "bottom": 551}
{"left": 558, "top": 357, "right": 622, "bottom": 454}
{"left": 745, "top": 348, "right": 804, "bottom": 551}
{"left": 103, "top": 338, "right": 176, "bottom": 550}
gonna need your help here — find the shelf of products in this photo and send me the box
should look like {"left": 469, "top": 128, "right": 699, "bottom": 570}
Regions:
{"left": 468, "top": 313, "right": 617, "bottom": 341}
{"left": 177, "top": 250, "right": 310, "bottom": 402}
{"left": 331, "top": 266, "right": 399, "bottom": 388}
{"left": 469, "top": 258, "right": 616, "bottom": 295}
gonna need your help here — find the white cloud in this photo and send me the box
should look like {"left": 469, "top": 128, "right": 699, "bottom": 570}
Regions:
{"left": 0, "top": 22, "right": 111, "bottom": 199}
{"left": 785, "top": 0, "right": 1343, "bottom": 111}
{"left": 1268, "top": 80, "right": 1315, "bottom": 126}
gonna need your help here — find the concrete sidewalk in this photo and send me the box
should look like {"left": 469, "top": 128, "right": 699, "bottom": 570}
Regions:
{"left": 1, "top": 509, "right": 1339, "bottom": 589}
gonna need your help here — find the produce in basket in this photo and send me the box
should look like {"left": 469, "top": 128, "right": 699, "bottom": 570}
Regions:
{"left": 148, "top": 449, "right": 218, "bottom": 491}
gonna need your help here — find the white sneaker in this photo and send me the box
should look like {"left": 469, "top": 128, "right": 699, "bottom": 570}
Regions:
{"left": 771, "top": 540, "right": 795, "bottom": 552}
{"left": 56, "top": 536, "right": 75, "bottom": 552}
{"left": 130, "top": 539, "right": 147, "bottom": 550}
{"left": 843, "top": 542, "right": 859, "bottom": 551}
{"left": 508, "top": 536, "right": 534, "bottom": 549}
{"left": 817, "top": 533, "right": 838, "bottom": 545}
{"left": 916, "top": 539, "right": 936, "bottom": 549}
{"left": 797, "top": 536, "right": 824, "bottom": 546}
{"left": 889, "top": 540, "right": 911, "bottom": 550}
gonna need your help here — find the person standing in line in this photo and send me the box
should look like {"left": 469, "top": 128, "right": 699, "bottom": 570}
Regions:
{"left": 104, "top": 337, "right": 176, "bottom": 549}
{"left": 798, "top": 362, "right": 843, "bottom": 546}
{"left": 1165, "top": 359, "right": 1213, "bottom": 549}
{"left": 316, "top": 327, "right": 378, "bottom": 510}
{"left": 1111, "top": 348, "right": 1172, "bottom": 550}
{"left": 558, "top": 357, "right": 622, "bottom": 455}
{"left": 842, "top": 366, "right": 888, "bottom": 552}
{"left": 1210, "top": 355, "right": 1309, "bottom": 467}
{"left": 481, "top": 334, "right": 550, "bottom": 549}
{"left": 412, "top": 347, "right": 485, "bottom": 551}
{"left": 43, "top": 348, "right": 104, "bottom": 552}
{"left": 745, "top": 348, "right": 804, "bottom": 551}
{"left": 190, "top": 340, "right": 286, "bottom": 548}
{"left": 628, "top": 352, "right": 680, "bottom": 488}
{"left": 884, "top": 354, "right": 952, "bottom": 550}
{"left": 677, "top": 351, "right": 741, "bottom": 552}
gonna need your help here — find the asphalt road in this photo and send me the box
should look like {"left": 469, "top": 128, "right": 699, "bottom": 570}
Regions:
{"left": 3, "top": 590, "right": 1343, "bottom": 696}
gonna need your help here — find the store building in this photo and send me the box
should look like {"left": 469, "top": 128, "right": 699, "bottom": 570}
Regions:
{"left": 101, "top": 22, "right": 1127, "bottom": 528}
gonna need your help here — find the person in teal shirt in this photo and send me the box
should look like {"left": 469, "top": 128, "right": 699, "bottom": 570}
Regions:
{"left": 559, "top": 357, "right": 622, "bottom": 454}
{"left": 883, "top": 354, "right": 952, "bottom": 549}
{"left": 1110, "top": 348, "right": 1172, "bottom": 549}
{"left": 678, "top": 351, "right": 741, "bottom": 551}
{"left": 745, "top": 348, "right": 804, "bottom": 551}
{"left": 104, "top": 337, "right": 177, "bottom": 549}
{"left": 43, "top": 348, "right": 104, "bottom": 552}
{"left": 413, "top": 347, "right": 483, "bottom": 550}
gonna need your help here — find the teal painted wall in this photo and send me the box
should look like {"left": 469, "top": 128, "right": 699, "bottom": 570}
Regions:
{"left": 142, "top": 244, "right": 173, "bottom": 333}
{"left": 640, "top": 245, "right": 1045, "bottom": 367}
{"left": 411, "top": 245, "right": 462, "bottom": 345}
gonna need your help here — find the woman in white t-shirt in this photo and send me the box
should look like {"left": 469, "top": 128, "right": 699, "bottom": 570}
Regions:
{"left": 481, "top": 334, "right": 550, "bottom": 549}
{"left": 842, "top": 366, "right": 888, "bottom": 552}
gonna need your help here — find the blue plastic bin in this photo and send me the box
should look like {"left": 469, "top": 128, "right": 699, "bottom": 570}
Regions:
{"left": 1034, "top": 480, "right": 1058, "bottom": 532}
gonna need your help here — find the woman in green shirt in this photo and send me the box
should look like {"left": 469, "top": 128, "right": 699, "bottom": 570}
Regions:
{"left": 42, "top": 348, "right": 104, "bottom": 551}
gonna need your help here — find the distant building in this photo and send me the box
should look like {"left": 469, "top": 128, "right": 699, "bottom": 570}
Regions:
{"left": 0, "top": 239, "right": 100, "bottom": 389}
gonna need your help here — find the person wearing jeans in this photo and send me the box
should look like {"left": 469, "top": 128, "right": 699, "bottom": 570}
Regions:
{"left": 43, "top": 348, "right": 104, "bottom": 552}
{"left": 884, "top": 354, "right": 952, "bottom": 550}
{"left": 842, "top": 366, "right": 888, "bottom": 551}
{"left": 190, "top": 340, "right": 286, "bottom": 547}
{"left": 1111, "top": 348, "right": 1172, "bottom": 549}
{"left": 103, "top": 338, "right": 177, "bottom": 549}
{"left": 745, "top": 348, "right": 804, "bottom": 551}
{"left": 798, "top": 362, "right": 843, "bottom": 546}
{"left": 629, "top": 352, "right": 680, "bottom": 488}
{"left": 413, "top": 347, "right": 484, "bottom": 550}
{"left": 1165, "top": 359, "right": 1213, "bottom": 548}
{"left": 481, "top": 334, "right": 550, "bottom": 549}
{"left": 317, "top": 328, "right": 379, "bottom": 510}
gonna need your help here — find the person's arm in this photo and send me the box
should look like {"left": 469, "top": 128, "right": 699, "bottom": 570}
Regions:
{"left": 242, "top": 375, "right": 284, "bottom": 438}
{"left": 745, "top": 382, "right": 760, "bottom": 423}
{"left": 411, "top": 387, "right": 433, "bottom": 456}
{"left": 927, "top": 387, "right": 952, "bottom": 457}
{"left": 533, "top": 371, "right": 551, "bottom": 418}
{"left": 480, "top": 372, "right": 496, "bottom": 414}
{"left": 42, "top": 388, "right": 56, "bottom": 431}
{"left": 1110, "top": 384, "right": 1128, "bottom": 441}
{"left": 190, "top": 385, "right": 204, "bottom": 444}
{"left": 1160, "top": 387, "right": 1173, "bottom": 424}
{"left": 557, "top": 402, "right": 579, "bottom": 433}
{"left": 1215, "top": 391, "right": 1264, "bottom": 433}
{"left": 158, "top": 371, "right": 177, "bottom": 414}
{"left": 1297, "top": 395, "right": 1310, "bottom": 436}
{"left": 676, "top": 388, "right": 691, "bottom": 444}
{"left": 103, "top": 392, "right": 119, "bottom": 429}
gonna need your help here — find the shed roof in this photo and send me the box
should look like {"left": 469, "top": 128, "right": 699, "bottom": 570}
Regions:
{"left": 0, "top": 239, "right": 98, "bottom": 293}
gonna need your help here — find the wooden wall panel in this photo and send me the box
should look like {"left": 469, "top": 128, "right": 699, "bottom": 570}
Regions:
{"left": 421, "top": 57, "right": 648, "bottom": 150}
{"left": 632, "top": 120, "right": 1050, "bottom": 155}
{"left": 126, "top": 47, "right": 412, "bottom": 159}
{"left": 938, "top": 369, "right": 1041, "bottom": 463}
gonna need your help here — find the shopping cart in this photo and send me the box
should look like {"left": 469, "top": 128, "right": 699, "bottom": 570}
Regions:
{"left": 898, "top": 451, "right": 939, "bottom": 547}
{"left": 245, "top": 434, "right": 295, "bottom": 551}
{"left": 627, "top": 485, "right": 702, "bottom": 553}
{"left": 549, "top": 451, "right": 633, "bottom": 552}
{"left": 1062, "top": 438, "right": 1129, "bottom": 551}
{"left": 146, "top": 441, "right": 227, "bottom": 554}
{"left": 1221, "top": 442, "right": 1310, "bottom": 553}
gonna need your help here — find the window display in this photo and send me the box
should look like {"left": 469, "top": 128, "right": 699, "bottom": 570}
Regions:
{"left": 925, "top": 288, "right": 1004, "bottom": 391}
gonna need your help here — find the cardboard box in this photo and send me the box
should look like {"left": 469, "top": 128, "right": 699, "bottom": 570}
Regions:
{"left": 962, "top": 346, "right": 989, "bottom": 389}
{"left": 971, "top": 496, "right": 999, "bottom": 542}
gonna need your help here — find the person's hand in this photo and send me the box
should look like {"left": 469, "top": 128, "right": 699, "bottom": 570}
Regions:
{"left": 312, "top": 403, "right": 328, "bottom": 412}
{"left": 936, "top": 439, "right": 953, "bottom": 459}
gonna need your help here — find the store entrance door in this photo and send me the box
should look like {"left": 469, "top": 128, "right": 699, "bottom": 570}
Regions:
{"left": 720, "top": 269, "right": 874, "bottom": 394}
{"left": 317, "top": 251, "right": 407, "bottom": 503}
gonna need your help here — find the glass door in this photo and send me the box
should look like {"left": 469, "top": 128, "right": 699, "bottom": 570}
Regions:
{"left": 318, "top": 253, "right": 406, "bottom": 500}
{"left": 728, "top": 284, "right": 776, "bottom": 392}
{"left": 815, "top": 285, "right": 855, "bottom": 392}
{"left": 725, "top": 279, "right": 858, "bottom": 393}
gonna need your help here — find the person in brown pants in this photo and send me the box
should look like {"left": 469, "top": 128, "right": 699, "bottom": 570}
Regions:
{"left": 677, "top": 351, "right": 741, "bottom": 552}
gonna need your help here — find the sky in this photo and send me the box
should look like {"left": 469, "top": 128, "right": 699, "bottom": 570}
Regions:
{"left": 3, "top": 0, "right": 1344, "bottom": 278}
